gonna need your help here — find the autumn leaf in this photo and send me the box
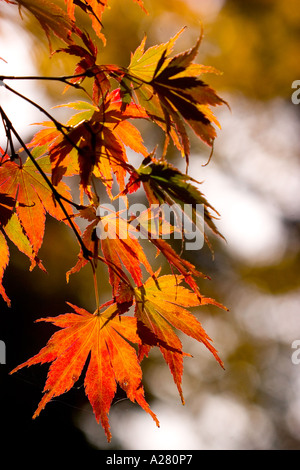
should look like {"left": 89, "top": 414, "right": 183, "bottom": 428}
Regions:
{"left": 127, "top": 204, "right": 208, "bottom": 295}
{"left": 0, "top": 153, "right": 17, "bottom": 305}
{"left": 149, "top": 237, "right": 207, "bottom": 295}
{"left": 1, "top": 0, "right": 228, "bottom": 445}
{"left": 6, "top": 0, "right": 75, "bottom": 49}
{"left": 67, "top": 204, "right": 155, "bottom": 300}
{"left": 65, "top": 0, "right": 147, "bottom": 42}
{"left": 65, "top": 0, "right": 107, "bottom": 42}
{"left": 0, "top": 150, "right": 68, "bottom": 304}
{"left": 0, "top": 153, "right": 75, "bottom": 254}
{"left": 120, "top": 27, "right": 227, "bottom": 162}
{"left": 56, "top": 29, "right": 111, "bottom": 104}
{"left": 0, "top": 212, "right": 47, "bottom": 305}
{"left": 10, "top": 302, "right": 159, "bottom": 442}
{"left": 0, "top": 229, "right": 10, "bottom": 306}
{"left": 0, "top": 193, "right": 46, "bottom": 305}
{"left": 98, "top": 209, "right": 155, "bottom": 296}
{"left": 29, "top": 96, "right": 148, "bottom": 197}
{"left": 134, "top": 274, "right": 225, "bottom": 403}
{"left": 123, "top": 154, "right": 224, "bottom": 250}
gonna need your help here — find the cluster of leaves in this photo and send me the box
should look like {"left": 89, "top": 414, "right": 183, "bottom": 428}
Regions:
{"left": 0, "top": 0, "right": 227, "bottom": 442}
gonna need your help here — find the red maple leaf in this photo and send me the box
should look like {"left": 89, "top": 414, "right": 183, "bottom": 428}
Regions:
{"left": 10, "top": 302, "right": 159, "bottom": 442}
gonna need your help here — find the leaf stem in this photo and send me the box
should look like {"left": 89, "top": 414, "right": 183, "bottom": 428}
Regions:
{"left": 90, "top": 260, "right": 100, "bottom": 315}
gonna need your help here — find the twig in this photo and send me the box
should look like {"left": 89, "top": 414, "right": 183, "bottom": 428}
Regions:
{"left": 0, "top": 106, "right": 92, "bottom": 261}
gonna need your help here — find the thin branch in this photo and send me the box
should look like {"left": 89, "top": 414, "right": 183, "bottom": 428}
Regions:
{"left": 91, "top": 260, "right": 100, "bottom": 315}
{"left": 0, "top": 106, "right": 92, "bottom": 261}
{"left": 2, "top": 81, "right": 72, "bottom": 134}
{"left": 0, "top": 72, "right": 88, "bottom": 86}
{"left": 1, "top": 81, "right": 93, "bottom": 165}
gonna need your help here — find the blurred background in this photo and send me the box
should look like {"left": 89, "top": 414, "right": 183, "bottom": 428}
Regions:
{"left": 1, "top": 0, "right": 300, "bottom": 450}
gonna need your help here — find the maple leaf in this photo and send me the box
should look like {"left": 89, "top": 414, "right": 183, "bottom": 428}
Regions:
{"left": 0, "top": 154, "right": 16, "bottom": 304}
{"left": 134, "top": 274, "right": 225, "bottom": 403}
{"left": 65, "top": 0, "right": 148, "bottom": 42}
{"left": 1, "top": 0, "right": 228, "bottom": 445}
{"left": 0, "top": 191, "right": 45, "bottom": 306}
{"left": 0, "top": 153, "right": 75, "bottom": 254}
{"left": 126, "top": 205, "right": 208, "bottom": 295}
{"left": 67, "top": 204, "right": 155, "bottom": 301}
{"left": 98, "top": 209, "right": 155, "bottom": 296}
{"left": 0, "top": 229, "right": 10, "bottom": 306}
{"left": 148, "top": 237, "right": 207, "bottom": 295}
{"left": 6, "top": 0, "right": 75, "bottom": 49}
{"left": 0, "top": 149, "right": 76, "bottom": 304}
{"left": 123, "top": 154, "right": 224, "bottom": 250}
{"left": 0, "top": 212, "right": 46, "bottom": 306}
{"left": 57, "top": 29, "right": 111, "bottom": 104}
{"left": 10, "top": 302, "right": 159, "bottom": 442}
{"left": 120, "top": 27, "right": 227, "bottom": 163}
{"left": 29, "top": 96, "right": 148, "bottom": 197}
{"left": 65, "top": 0, "right": 108, "bottom": 42}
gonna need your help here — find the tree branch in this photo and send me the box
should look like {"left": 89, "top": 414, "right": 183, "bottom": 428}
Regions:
{"left": 0, "top": 106, "right": 92, "bottom": 261}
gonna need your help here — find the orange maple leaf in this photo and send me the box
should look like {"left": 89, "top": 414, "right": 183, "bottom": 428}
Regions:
{"left": 0, "top": 190, "right": 16, "bottom": 304}
{"left": 64, "top": 0, "right": 108, "bottom": 43}
{"left": 98, "top": 210, "right": 155, "bottom": 295}
{"left": 125, "top": 205, "right": 209, "bottom": 296}
{"left": 0, "top": 229, "right": 10, "bottom": 305}
{"left": 29, "top": 96, "right": 148, "bottom": 197}
{"left": 134, "top": 274, "right": 225, "bottom": 403}
{"left": 0, "top": 211, "right": 46, "bottom": 306}
{"left": 67, "top": 206, "right": 155, "bottom": 300}
{"left": 0, "top": 154, "right": 75, "bottom": 254}
{"left": 65, "top": 0, "right": 148, "bottom": 42}
{"left": 10, "top": 302, "right": 159, "bottom": 442}
{"left": 0, "top": 151, "right": 74, "bottom": 304}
